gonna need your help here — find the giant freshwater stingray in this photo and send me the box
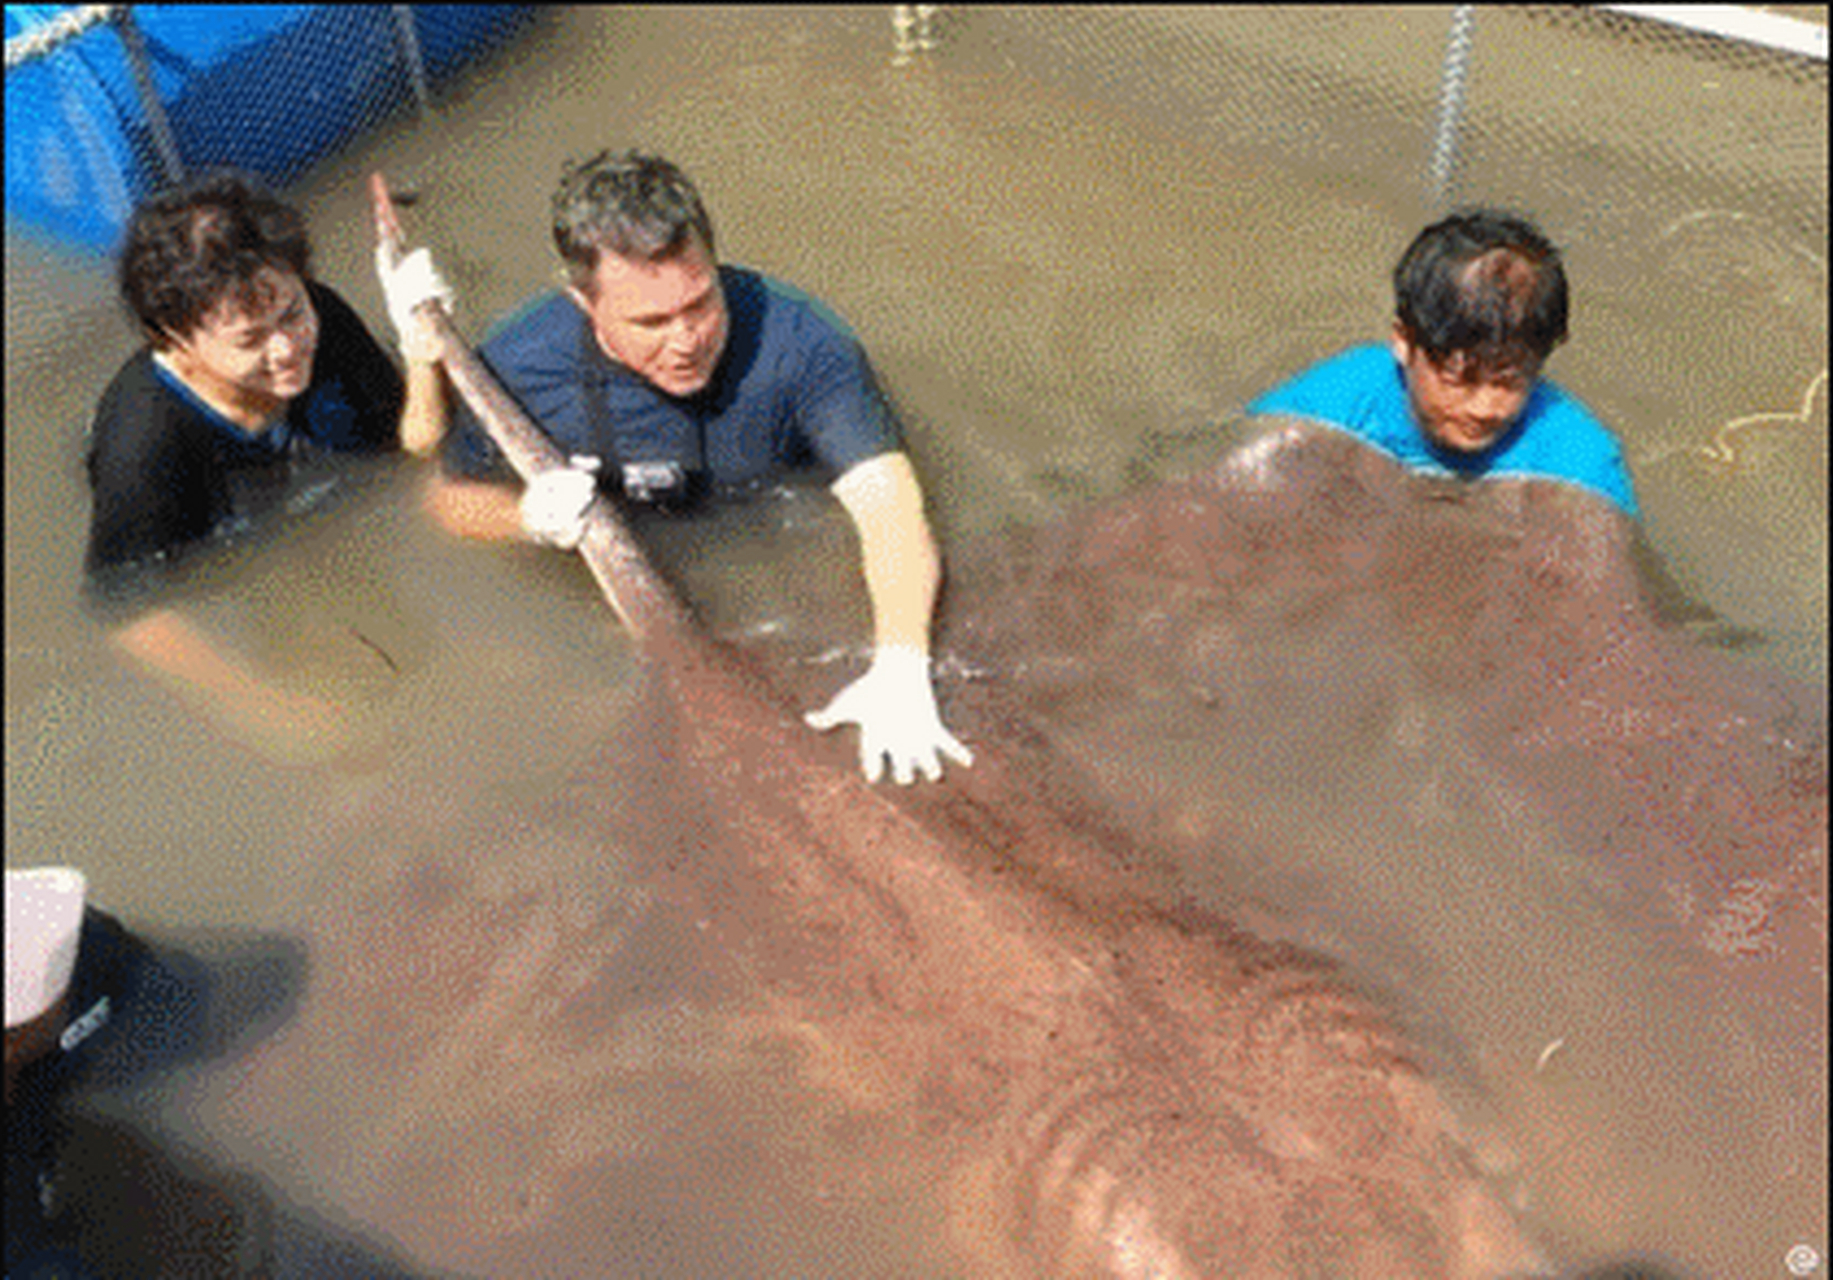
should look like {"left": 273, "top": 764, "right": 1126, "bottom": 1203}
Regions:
{"left": 945, "top": 417, "right": 1827, "bottom": 1267}
{"left": 171, "top": 181, "right": 1581, "bottom": 1279}
{"left": 954, "top": 418, "right": 1826, "bottom": 1026}
{"left": 187, "top": 188, "right": 1824, "bottom": 1277}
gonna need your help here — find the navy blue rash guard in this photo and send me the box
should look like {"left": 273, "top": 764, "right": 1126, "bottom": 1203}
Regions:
{"left": 441, "top": 266, "right": 903, "bottom": 499}
{"left": 84, "top": 282, "right": 404, "bottom": 576}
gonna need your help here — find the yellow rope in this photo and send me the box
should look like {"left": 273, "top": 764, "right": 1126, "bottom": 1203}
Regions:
{"left": 1642, "top": 367, "right": 1826, "bottom": 472}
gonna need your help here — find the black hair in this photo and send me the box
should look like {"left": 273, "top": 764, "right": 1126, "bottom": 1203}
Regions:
{"left": 117, "top": 170, "right": 312, "bottom": 349}
{"left": 551, "top": 150, "right": 716, "bottom": 290}
{"left": 1393, "top": 208, "right": 1569, "bottom": 368}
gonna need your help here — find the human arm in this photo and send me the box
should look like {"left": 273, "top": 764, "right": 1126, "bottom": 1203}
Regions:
{"left": 804, "top": 451, "right": 973, "bottom": 784}
{"left": 423, "top": 454, "right": 606, "bottom": 547}
{"left": 109, "top": 607, "right": 353, "bottom": 766}
{"left": 374, "top": 245, "right": 452, "bottom": 458}
{"left": 422, "top": 471, "right": 528, "bottom": 542}
{"left": 829, "top": 450, "right": 938, "bottom": 652}
{"left": 415, "top": 289, "right": 612, "bottom": 545}
{"left": 399, "top": 343, "right": 447, "bottom": 458}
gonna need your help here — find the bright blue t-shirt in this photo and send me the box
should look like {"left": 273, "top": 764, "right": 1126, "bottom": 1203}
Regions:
{"left": 1245, "top": 344, "right": 1637, "bottom": 515}
{"left": 443, "top": 266, "right": 901, "bottom": 498}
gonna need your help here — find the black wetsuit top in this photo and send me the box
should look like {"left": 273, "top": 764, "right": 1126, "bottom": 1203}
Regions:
{"left": 84, "top": 282, "right": 403, "bottom": 576}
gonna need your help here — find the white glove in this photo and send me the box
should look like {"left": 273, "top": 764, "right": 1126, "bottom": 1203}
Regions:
{"left": 375, "top": 243, "right": 454, "bottom": 364}
{"left": 519, "top": 455, "right": 601, "bottom": 550}
{"left": 804, "top": 646, "right": 974, "bottom": 785}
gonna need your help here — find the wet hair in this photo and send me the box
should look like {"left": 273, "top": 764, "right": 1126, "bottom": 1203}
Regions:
{"left": 117, "top": 170, "right": 312, "bottom": 349}
{"left": 551, "top": 150, "right": 717, "bottom": 291}
{"left": 1393, "top": 208, "right": 1569, "bottom": 370}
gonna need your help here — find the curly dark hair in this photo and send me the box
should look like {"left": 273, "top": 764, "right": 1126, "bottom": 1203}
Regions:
{"left": 1393, "top": 208, "right": 1569, "bottom": 369}
{"left": 551, "top": 150, "right": 716, "bottom": 291}
{"left": 118, "top": 170, "right": 312, "bottom": 348}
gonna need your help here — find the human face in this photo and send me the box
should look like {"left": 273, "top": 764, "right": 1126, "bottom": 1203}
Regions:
{"left": 1393, "top": 325, "right": 1540, "bottom": 455}
{"left": 569, "top": 233, "right": 728, "bottom": 398}
{"left": 165, "top": 267, "right": 319, "bottom": 416}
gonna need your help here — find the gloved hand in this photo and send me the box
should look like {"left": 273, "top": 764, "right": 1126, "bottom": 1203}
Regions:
{"left": 374, "top": 243, "right": 454, "bottom": 364}
{"left": 804, "top": 646, "right": 974, "bottom": 785}
{"left": 519, "top": 455, "right": 601, "bottom": 550}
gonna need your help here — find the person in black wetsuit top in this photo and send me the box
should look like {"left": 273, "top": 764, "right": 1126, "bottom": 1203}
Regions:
{"left": 82, "top": 170, "right": 452, "bottom": 760}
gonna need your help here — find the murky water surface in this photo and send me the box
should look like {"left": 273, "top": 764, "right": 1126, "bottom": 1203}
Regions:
{"left": 5, "top": 8, "right": 1825, "bottom": 1278}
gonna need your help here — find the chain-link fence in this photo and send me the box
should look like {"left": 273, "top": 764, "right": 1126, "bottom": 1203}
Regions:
{"left": 8, "top": 5, "right": 1823, "bottom": 264}
{"left": 966, "top": 6, "right": 1825, "bottom": 261}
{"left": 9, "top": 6, "right": 1824, "bottom": 257}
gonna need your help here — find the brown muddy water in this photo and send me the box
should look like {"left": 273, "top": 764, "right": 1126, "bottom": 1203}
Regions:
{"left": 5, "top": 7, "right": 1825, "bottom": 1278}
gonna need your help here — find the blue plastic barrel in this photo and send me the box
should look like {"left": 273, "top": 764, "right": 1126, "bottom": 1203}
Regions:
{"left": 4, "top": 4, "right": 533, "bottom": 254}
{"left": 5, "top": 6, "right": 145, "bottom": 254}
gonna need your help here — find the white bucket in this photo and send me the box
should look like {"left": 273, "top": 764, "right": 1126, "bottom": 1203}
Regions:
{"left": 6, "top": 866, "right": 88, "bottom": 1028}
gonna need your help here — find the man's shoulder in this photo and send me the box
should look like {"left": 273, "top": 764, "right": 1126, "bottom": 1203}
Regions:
{"left": 1509, "top": 378, "right": 1637, "bottom": 513}
{"left": 1522, "top": 378, "right": 1609, "bottom": 435}
{"left": 95, "top": 347, "right": 160, "bottom": 406}
{"left": 303, "top": 279, "right": 385, "bottom": 361}
{"left": 726, "top": 265, "right": 858, "bottom": 346}
{"left": 1511, "top": 379, "right": 1624, "bottom": 470}
{"left": 1252, "top": 345, "right": 1394, "bottom": 405}
{"left": 1247, "top": 344, "right": 1406, "bottom": 444}
{"left": 480, "top": 289, "right": 587, "bottom": 375}
{"left": 305, "top": 279, "right": 361, "bottom": 327}
{"left": 91, "top": 350, "right": 200, "bottom": 455}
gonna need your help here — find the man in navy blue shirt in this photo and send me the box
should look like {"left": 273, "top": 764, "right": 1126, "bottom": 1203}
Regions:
{"left": 430, "top": 150, "right": 972, "bottom": 785}
{"left": 1248, "top": 209, "right": 1637, "bottom": 516}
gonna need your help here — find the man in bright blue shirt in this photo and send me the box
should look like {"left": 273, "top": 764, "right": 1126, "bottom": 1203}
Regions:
{"left": 1248, "top": 209, "right": 1637, "bottom": 517}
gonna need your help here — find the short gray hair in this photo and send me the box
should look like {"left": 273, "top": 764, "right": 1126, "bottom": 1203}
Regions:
{"left": 551, "top": 150, "right": 716, "bottom": 290}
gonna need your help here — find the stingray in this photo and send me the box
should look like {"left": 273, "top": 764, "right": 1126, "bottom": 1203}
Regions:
{"left": 954, "top": 417, "right": 1826, "bottom": 1031}
{"left": 179, "top": 414, "right": 1825, "bottom": 1278}
{"left": 176, "top": 183, "right": 1580, "bottom": 1279}
{"left": 184, "top": 179, "right": 1833, "bottom": 1276}
{"left": 947, "top": 416, "right": 1827, "bottom": 1270}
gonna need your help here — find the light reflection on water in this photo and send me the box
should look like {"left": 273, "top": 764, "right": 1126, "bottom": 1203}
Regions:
{"left": 4, "top": 7, "right": 1824, "bottom": 1278}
